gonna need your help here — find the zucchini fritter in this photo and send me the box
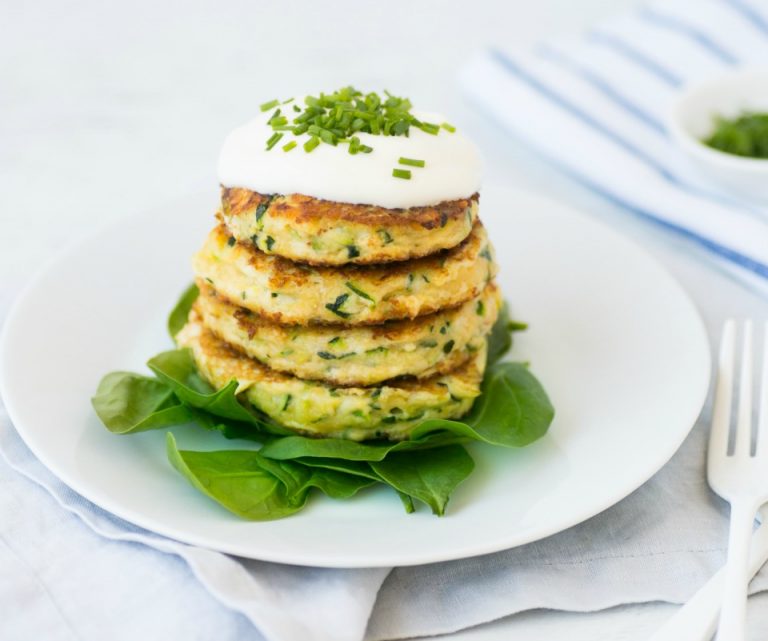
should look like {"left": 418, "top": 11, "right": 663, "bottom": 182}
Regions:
{"left": 193, "top": 221, "right": 497, "bottom": 326}
{"left": 219, "top": 188, "right": 479, "bottom": 266}
{"left": 177, "top": 309, "right": 486, "bottom": 441}
{"left": 195, "top": 281, "right": 501, "bottom": 385}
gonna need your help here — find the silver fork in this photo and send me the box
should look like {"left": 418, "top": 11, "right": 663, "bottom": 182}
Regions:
{"left": 707, "top": 320, "right": 768, "bottom": 641}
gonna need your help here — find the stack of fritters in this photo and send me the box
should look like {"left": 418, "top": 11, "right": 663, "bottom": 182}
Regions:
{"left": 177, "top": 187, "right": 500, "bottom": 441}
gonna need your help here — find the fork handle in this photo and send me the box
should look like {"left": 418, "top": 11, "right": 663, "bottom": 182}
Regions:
{"left": 717, "top": 499, "right": 759, "bottom": 641}
{"left": 648, "top": 515, "right": 768, "bottom": 641}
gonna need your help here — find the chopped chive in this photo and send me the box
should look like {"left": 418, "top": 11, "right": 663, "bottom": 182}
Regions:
{"left": 476, "top": 300, "right": 485, "bottom": 316}
{"left": 293, "top": 104, "right": 301, "bottom": 113}
{"left": 282, "top": 97, "right": 294, "bottom": 104}
{"left": 266, "top": 132, "right": 283, "bottom": 150}
{"left": 265, "top": 236, "right": 275, "bottom": 251}
{"left": 441, "top": 122, "right": 456, "bottom": 132}
{"left": 304, "top": 136, "right": 320, "bottom": 153}
{"left": 345, "top": 282, "right": 374, "bottom": 302}
{"left": 392, "top": 168, "right": 411, "bottom": 180}
{"left": 509, "top": 320, "right": 528, "bottom": 331}
{"left": 418, "top": 122, "right": 440, "bottom": 135}
{"left": 443, "top": 340, "right": 455, "bottom": 354}
{"left": 317, "top": 351, "right": 337, "bottom": 360}
{"left": 398, "top": 157, "right": 425, "bottom": 168}
{"left": 282, "top": 140, "right": 297, "bottom": 152}
{"left": 260, "top": 99, "right": 279, "bottom": 112}
{"left": 346, "top": 244, "right": 360, "bottom": 259}
{"left": 377, "top": 229, "right": 393, "bottom": 245}
{"left": 325, "top": 293, "right": 351, "bottom": 318}
{"left": 282, "top": 394, "right": 292, "bottom": 411}
{"left": 255, "top": 196, "right": 272, "bottom": 222}
{"left": 365, "top": 346, "right": 387, "bottom": 354}
{"left": 328, "top": 336, "right": 342, "bottom": 344}
{"left": 419, "top": 339, "right": 438, "bottom": 348}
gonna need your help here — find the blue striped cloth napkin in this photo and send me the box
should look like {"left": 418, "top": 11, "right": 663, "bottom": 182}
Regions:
{"left": 460, "top": 0, "right": 768, "bottom": 296}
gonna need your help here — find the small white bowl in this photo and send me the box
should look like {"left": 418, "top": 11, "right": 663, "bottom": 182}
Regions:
{"left": 668, "top": 68, "right": 768, "bottom": 202}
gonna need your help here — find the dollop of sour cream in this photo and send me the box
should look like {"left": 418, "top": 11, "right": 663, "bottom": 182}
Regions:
{"left": 218, "top": 108, "right": 483, "bottom": 208}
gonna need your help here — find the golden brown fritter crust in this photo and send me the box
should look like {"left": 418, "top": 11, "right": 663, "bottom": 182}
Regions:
{"left": 193, "top": 221, "right": 498, "bottom": 326}
{"left": 218, "top": 187, "right": 480, "bottom": 265}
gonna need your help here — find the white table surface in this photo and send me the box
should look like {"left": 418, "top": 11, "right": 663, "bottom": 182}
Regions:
{"left": 4, "top": 0, "right": 768, "bottom": 638}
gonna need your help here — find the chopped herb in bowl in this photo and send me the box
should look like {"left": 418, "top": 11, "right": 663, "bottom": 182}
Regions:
{"left": 703, "top": 112, "right": 768, "bottom": 159}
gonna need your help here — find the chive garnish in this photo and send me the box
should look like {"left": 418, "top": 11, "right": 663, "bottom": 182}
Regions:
{"left": 398, "top": 157, "right": 425, "bottom": 168}
{"left": 443, "top": 340, "right": 455, "bottom": 354}
{"left": 392, "top": 168, "right": 411, "bottom": 180}
{"left": 260, "top": 87, "right": 450, "bottom": 175}
{"left": 304, "top": 136, "right": 320, "bottom": 153}
{"left": 418, "top": 122, "right": 440, "bottom": 135}
{"left": 227, "top": 236, "right": 236, "bottom": 247}
{"left": 266, "top": 132, "right": 283, "bottom": 150}
{"left": 282, "top": 140, "right": 297, "bottom": 152}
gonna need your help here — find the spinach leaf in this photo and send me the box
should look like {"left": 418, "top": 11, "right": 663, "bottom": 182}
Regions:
{"left": 397, "top": 492, "right": 416, "bottom": 514}
{"left": 148, "top": 348, "right": 290, "bottom": 436}
{"left": 166, "top": 434, "right": 373, "bottom": 519}
{"left": 92, "top": 371, "right": 193, "bottom": 434}
{"left": 258, "top": 429, "right": 463, "bottom": 461}
{"left": 167, "top": 284, "right": 199, "bottom": 339}
{"left": 486, "top": 302, "right": 512, "bottom": 366}
{"left": 167, "top": 433, "right": 309, "bottom": 520}
{"left": 301, "top": 468, "right": 377, "bottom": 499}
{"left": 464, "top": 361, "right": 555, "bottom": 446}
{"left": 370, "top": 445, "right": 475, "bottom": 516}
{"left": 295, "top": 457, "right": 383, "bottom": 481}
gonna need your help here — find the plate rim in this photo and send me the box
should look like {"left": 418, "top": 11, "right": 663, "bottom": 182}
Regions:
{"left": 0, "top": 186, "right": 711, "bottom": 567}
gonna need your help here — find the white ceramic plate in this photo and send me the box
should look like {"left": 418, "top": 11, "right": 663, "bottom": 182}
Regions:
{"left": 0, "top": 186, "right": 710, "bottom": 568}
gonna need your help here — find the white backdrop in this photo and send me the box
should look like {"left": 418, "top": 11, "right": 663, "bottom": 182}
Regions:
{"left": 3, "top": 1, "right": 768, "bottom": 639}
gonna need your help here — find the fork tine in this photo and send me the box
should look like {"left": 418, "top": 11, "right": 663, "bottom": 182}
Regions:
{"left": 758, "top": 321, "right": 768, "bottom": 457}
{"left": 710, "top": 320, "right": 737, "bottom": 459}
{"left": 734, "top": 320, "right": 753, "bottom": 458}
